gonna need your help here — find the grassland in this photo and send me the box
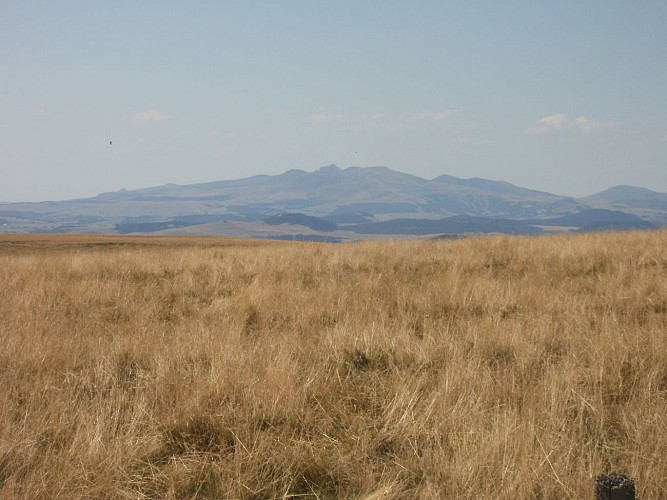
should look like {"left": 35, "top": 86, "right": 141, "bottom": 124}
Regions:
{"left": 1, "top": 231, "right": 666, "bottom": 499}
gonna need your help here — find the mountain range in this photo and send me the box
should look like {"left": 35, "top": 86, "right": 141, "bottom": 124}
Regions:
{"left": 1, "top": 165, "right": 665, "bottom": 239}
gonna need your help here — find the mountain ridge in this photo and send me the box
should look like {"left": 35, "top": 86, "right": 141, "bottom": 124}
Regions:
{"left": 1, "top": 165, "right": 665, "bottom": 237}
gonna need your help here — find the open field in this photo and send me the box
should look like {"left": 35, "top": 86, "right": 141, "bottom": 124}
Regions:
{"left": 1, "top": 231, "right": 666, "bottom": 498}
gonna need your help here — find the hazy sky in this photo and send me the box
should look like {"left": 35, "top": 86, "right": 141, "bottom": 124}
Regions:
{"left": 1, "top": 1, "right": 666, "bottom": 202}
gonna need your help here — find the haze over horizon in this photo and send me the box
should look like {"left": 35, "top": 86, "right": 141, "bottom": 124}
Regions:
{"left": 2, "top": 1, "right": 666, "bottom": 203}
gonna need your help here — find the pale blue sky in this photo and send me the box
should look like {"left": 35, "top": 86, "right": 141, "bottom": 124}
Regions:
{"left": 1, "top": 1, "right": 665, "bottom": 202}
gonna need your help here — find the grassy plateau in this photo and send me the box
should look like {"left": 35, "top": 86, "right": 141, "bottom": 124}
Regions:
{"left": 0, "top": 231, "right": 666, "bottom": 498}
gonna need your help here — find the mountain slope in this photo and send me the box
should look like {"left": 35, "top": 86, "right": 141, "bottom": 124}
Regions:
{"left": 0, "top": 165, "right": 664, "bottom": 236}
{"left": 583, "top": 185, "right": 667, "bottom": 212}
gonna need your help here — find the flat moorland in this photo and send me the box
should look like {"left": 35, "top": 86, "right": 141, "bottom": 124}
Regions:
{"left": 0, "top": 231, "right": 666, "bottom": 499}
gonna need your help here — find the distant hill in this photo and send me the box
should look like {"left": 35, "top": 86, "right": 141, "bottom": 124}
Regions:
{"left": 0, "top": 165, "right": 665, "bottom": 237}
{"left": 583, "top": 185, "right": 667, "bottom": 211}
{"left": 348, "top": 215, "right": 543, "bottom": 236}
{"left": 264, "top": 213, "right": 338, "bottom": 232}
{"left": 576, "top": 220, "right": 655, "bottom": 232}
{"left": 267, "top": 234, "right": 343, "bottom": 243}
{"left": 585, "top": 185, "right": 662, "bottom": 202}
{"left": 529, "top": 209, "right": 647, "bottom": 227}
{"left": 323, "top": 211, "right": 373, "bottom": 224}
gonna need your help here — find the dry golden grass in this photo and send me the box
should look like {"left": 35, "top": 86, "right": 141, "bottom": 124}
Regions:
{"left": 1, "top": 231, "right": 666, "bottom": 499}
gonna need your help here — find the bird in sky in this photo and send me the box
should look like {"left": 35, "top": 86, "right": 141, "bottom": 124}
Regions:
{"left": 109, "top": 141, "right": 113, "bottom": 145}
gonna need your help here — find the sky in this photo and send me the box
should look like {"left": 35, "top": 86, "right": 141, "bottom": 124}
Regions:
{"left": 1, "top": 1, "right": 666, "bottom": 202}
